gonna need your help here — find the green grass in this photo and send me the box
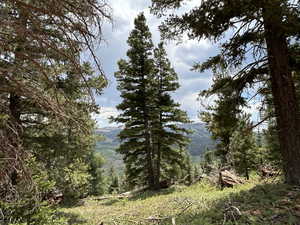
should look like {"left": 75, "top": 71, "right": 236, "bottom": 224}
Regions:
{"left": 59, "top": 178, "right": 300, "bottom": 225}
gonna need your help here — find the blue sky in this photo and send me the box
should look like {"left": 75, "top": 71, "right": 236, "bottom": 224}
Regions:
{"left": 92, "top": 0, "right": 260, "bottom": 127}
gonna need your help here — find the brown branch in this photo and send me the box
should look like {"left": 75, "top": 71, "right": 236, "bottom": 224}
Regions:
{"left": 250, "top": 116, "right": 271, "bottom": 130}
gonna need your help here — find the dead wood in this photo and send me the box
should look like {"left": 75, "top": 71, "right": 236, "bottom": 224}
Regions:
{"left": 219, "top": 170, "right": 244, "bottom": 188}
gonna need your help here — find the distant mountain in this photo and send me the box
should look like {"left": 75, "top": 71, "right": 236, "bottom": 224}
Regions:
{"left": 95, "top": 123, "right": 215, "bottom": 169}
{"left": 184, "top": 123, "right": 216, "bottom": 158}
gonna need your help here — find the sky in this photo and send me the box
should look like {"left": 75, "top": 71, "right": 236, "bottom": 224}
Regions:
{"left": 91, "top": 0, "right": 259, "bottom": 128}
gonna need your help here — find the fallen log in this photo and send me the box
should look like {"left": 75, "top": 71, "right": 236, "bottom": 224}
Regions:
{"left": 219, "top": 170, "right": 244, "bottom": 188}
{"left": 95, "top": 186, "right": 149, "bottom": 201}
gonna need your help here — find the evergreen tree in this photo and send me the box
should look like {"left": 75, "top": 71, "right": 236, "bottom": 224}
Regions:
{"left": 229, "top": 115, "right": 258, "bottom": 180}
{"left": 200, "top": 73, "right": 245, "bottom": 165}
{"left": 0, "top": 0, "right": 110, "bottom": 218}
{"left": 113, "top": 13, "right": 156, "bottom": 188}
{"left": 260, "top": 82, "right": 282, "bottom": 167}
{"left": 183, "top": 155, "right": 194, "bottom": 185}
{"left": 193, "top": 165, "right": 202, "bottom": 182}
{"left": 200, "top": 149, "right": 220, "bottom": 175}
{"left": 151, "top": 0, "right": 300, "bottom": 185}
{"left": 89, "top": 152, "right": 106, "bottom": 196}
{"left": 152, "top": 42, "right": 190, "bottom": 187}
{"left": 113, "top": 14, "right": 190, "bottom": 190}
{"left": 23, "top": 63, "right": 105, "bottom": 202}
{"left": 0, "top": 0, "right": 110, "bottom": 190}
{"left": 108, "top": 167, "right": 120, "bottom": 194}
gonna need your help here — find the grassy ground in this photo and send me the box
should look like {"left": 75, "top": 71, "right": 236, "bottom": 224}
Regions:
{"left": 59, "top": 178, "right": 300, "bottom": 225}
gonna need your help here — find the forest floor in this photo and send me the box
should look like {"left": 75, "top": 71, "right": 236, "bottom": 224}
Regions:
{"left": 59, "top": 177, "right": 300, "bottom": 225}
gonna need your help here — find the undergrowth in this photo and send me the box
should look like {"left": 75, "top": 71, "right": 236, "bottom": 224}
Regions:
{"left": 59, "top": 178, "right": 300, "bottom": 225}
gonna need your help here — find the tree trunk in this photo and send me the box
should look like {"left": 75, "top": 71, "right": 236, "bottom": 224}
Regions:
{"left": 244, "top": 156, "right": 249, "bottom": 180}
{"left": 9, "top": 93, "right": 22, "bottom": 185}
{"left": 142, "top": 78, "right": 155, "bottom": 188}
{"left": 9, "top": 94, "right": 21, "bottom": 125}
{"left": 154, "top": 112, "right": 162, "bottom": 190}
{"left": 263, "top": 2, "right": 300, "bottom": 185}
{"left": 145, "top": 118, "right": 155, "bottom": 188}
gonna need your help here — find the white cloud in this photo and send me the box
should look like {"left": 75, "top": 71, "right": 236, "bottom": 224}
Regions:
{"left": 176, "top": 92, "right": 201, "bottom": 121}
{"left": 179, "top": 92, "right": 199, "bottom": 109}
{"left": 92, "top": 107, "right": 119, "bottom": 128}
{"left": 94, "top": 0, "right": 217, "bottom": 127}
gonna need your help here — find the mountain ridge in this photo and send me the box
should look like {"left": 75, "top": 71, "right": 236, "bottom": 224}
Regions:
{"left": 95, "top": 123, "right": 215, "bottom": 169}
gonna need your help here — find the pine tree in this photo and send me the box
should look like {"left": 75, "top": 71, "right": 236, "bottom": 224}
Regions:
{"left": 108, "top": 167, "right": 120, "bottom": 194}
{"left": 260, "top": 81, "right": 282, "bottom": 167}
{"left": 200, "top": 73, "right": 245, "bottom": 165}
{"left": 113, "top": 13, "right": 156, "bottom": 188}
{"left": 23, "top": 63, "right": 104, "bottom": 200}
{"left": 229, "top": 115, "right": 258, "bottom": 180}
{"left": 89, "top": 152, "right": 106, "bottom": 196}
{"left": 151, "top": 0, "right": 300, "bottom": 185}
{"left": 1, "top": 0, "right": 110, "bottom": 199}
{"left": 0, "top": 0, "right": 111, "bottom": 222}
{"left": 183, "top": 155, "right": 194, "bottom": 185}
{"left": 152, "top": 42, "right": 190, "bottom": 188}
{"left": 0, "top": 4, "right": 109, "bottom": 215}
{"left": 113, "top": 14, "right": 190, "bottom": 190}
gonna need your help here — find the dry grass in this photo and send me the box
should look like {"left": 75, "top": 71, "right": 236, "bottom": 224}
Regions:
{"left": 59, "top": 176, "right": 300, "bottom": 225}
{"left": 59, "top": 181, "right": 247, "bottom": 224}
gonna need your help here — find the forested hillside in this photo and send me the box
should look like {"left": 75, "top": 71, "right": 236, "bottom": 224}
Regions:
{"left": 95, "top": 123, "right": 215, "bottom": 169}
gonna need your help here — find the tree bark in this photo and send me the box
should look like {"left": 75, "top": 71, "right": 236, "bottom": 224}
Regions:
{"left": 9, "top": 94, "right": 21, "bottom": 125}
{"left": 145, "top": 118, "right": 155, "bottom": 188}
{"left": 153, "top": 72, "right": 164, "bottom": 190}
{"left": 154, "top": 112, "right": 162, "bottom": 190}
{"left": 141, "top": 64, "right": 155, "bottom": 189}
{"left": 263, "top": 2, "right": 300, "bottom": 185}
{"left": 244, "top": 155, "right": 249, "bottom": 180}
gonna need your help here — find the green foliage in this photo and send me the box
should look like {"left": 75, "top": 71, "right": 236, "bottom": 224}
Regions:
{"left": 200, "top": 73, "right": 245, "bottom": 164}
{"left": 151, "top": 0, "right": 300, "bottom": 185}
{"left": 22, "top": 63, "right": 106, "bottom": 203}
{"left": 152, "top": 42, "right": 191, "bottom": 186}
{"left": 113, "top": 13, "right": 190, "bottom": 189}
{"left": 229, "top": 115, "right": 258, "bottom": 179}
{"left": 108, "top": 167, "right": 120, "bottom": 194}
{"left": 0, "top": 0, "right": 110, "bottom": 222}
{"left": 113, "top": 13, "right": 156, "bottom": 188}
{"left": 89, "top": 152, "right": 106, "bottom": 196}
{"left": 200, "top": 149, "right": 221, "bottom": 175}
{"left": 182, "top": 155, "right": 194, "bottom": 185}
{"left": 0, "top": 158, "right": 67, "bottom": 225}
{"left": 57, "top": 160, "right": 91, "bottom": 201}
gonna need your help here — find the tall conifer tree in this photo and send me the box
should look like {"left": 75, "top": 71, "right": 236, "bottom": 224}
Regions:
{"left": 152, "top": 42, "right": 190, "bottom": 187}
{"left": 114, "top": 15, "right": 190, "bottom": 190}
{"left": 113, "top": 13, "right": 156, "bottom": 188}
